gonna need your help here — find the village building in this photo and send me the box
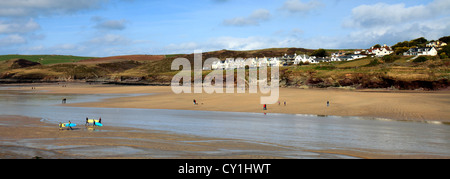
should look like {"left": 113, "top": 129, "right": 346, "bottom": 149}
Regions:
{"left": 403, "top": 47, "right": 438, "bottom": 56}
{"left": 426, "top": 41, "right": 447, "bottom": 50}
{"left": 337, "top": 54, "right": 367, "bottom": 61}
{"left": 294, "top": 54, "right": 314, "bottom": 64}
{"left": 366, "top": 45, "right": 393, "bottom": 57}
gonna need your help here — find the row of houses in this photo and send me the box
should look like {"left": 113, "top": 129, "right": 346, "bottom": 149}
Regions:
{"left": 208, "top": 53, "right": 368, "bottom": 70}
{"left": 210, "top": 57, "right": 283, "bottom": 70}
{"left": 353, "top": 44, "right": 394, "bottom": 57}
{"left": 403, "top": 47, "right": 438, "bottom": 56}
{"left": 293, "top": 54, "right": 367, "bottom": 64}
{"left": 206, "top": 42, "right": 445, "bottom": 70}
{"left": 350, "top": 43, "right": 443, "bottom": 57}
{"left": 403, "top": 40, "right": 446, "bottom": 56}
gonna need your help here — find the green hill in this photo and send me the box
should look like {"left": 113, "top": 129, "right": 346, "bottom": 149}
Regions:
{"left": 0, "top": 55, "right": 95, "bottom": 65}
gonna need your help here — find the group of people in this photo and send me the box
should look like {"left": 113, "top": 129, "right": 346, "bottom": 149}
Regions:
{"left": 58, "top": 117, "right": 103, "bottom": 130}
{"left": 193, "top": 99, "right": 203, "bottom": 105}
{"left": 263, "top": 100, "right": 330, "bottom": 110}
{"left": 58, "top": 120, "right": 73, "bottom": 130}
{"left": 263, "top": 100, "right": 287, "bottom": 111}
{"left": 85, "top": 117, "right": 102, "bottom": 126}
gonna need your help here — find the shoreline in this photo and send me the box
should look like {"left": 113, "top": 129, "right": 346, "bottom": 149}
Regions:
{"left": 4, "top": 83, "right": 450, "bottom": 123}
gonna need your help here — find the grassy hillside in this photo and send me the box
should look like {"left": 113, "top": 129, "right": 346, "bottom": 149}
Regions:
{"left": 0, "top": 48, "right": 449, "bottom": 90}
{"left": 0, "top": 55, "right": 95, "bottom": 65}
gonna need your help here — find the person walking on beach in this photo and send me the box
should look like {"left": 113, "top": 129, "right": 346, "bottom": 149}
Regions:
{"left": 99, "top": 117, "right": 102, "bottom": 124}
{"left": 68, "top": 120, "right": 73, "bottom": 130}
{"left": 284, "top": 101, "right": 286, "bottom": 106}
{"left": 263, "top": 104, "right": 267, "bottom": 110}
{"left": 327, "top": 101, "right": 330, "bottom": 107}
{"left": 85, "top": 117, "right": 89, "bottom": 126}
{"left": 193, "top": 99, "right": 196, "bottom": 105}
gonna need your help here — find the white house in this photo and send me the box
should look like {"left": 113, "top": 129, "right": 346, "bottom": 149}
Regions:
{"left": 294, "top": 54, "right": 314, "bottom": 64}
{"left": 211, "top": 60, "right": 221, "bottom": 70}
{"left": 374, "top": 46, "right": 393, "bottom": 57}
{"left": 349, "top": 54, "right": 367, "bottom": 60}
{"left": 268, "top": 57, "right": 282, "bottom": 66}
{"left": 426, "top": 41, "right": 447, "bottom": 49}
{"left": 365, "top": 45, "right": 393, "bottom": 57}
{"left": 403, "top": 47, "right": 438, "bottom": 56}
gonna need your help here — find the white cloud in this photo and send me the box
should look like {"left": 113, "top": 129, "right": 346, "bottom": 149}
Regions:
{"left": 279, "top": 0, "right": 323, "bottom": 15}
{"left": 0, "top": 19, "right": 40, "bottom": 34}
{"left": 223, "top": 9, "right": 271, "bottom": 27}
{"left": 161, "top": 36, "right": 285, "bottom": 54}
{"left": 0, "top": 34, "right": 27, "bottom": 46}
{"left": 341, "top": 17, "right": 450, "bottom": 48}
{"left": 92, "top": 17, "right": 127, "bottom": 30}
{"left": 335, "top": 0, "right": 450, "bottom": 49}
{"left": 0, "top": 0, "right": 108, "bottom": 17}
{"left": 210, "top": 36, "right": 275, "bottom": 50}
{"left": 344, "top": 0, "right": 450, "bottom": 28}
{"left": 95, "top": 19, "right": 127, "bottom": 30}
{"left": 88, "top": 34, "right": 131, "bottom": 45}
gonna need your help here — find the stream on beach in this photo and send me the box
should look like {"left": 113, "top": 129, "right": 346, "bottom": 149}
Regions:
{"left": 0, "top": 87, "right": 449, "bottom": 158}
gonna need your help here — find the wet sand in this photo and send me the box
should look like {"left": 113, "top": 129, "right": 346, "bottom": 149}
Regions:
{"left": 1, "top": 115, "right": 446, "bottom": 159}
{"left": 0, "top": 115, "right": 293, "bottom": 159}
{"left": 14, "top": 83, "right": 450, "bottom": 123}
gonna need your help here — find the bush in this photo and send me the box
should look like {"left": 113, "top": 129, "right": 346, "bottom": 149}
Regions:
{"left": 382, "top": 55, "right": 399, "bottom": 63}
{"left": 311, "top": 49, "right": 327, "bottom": 57}
{"left": 364, "top": 59, "right": 382, "bottom": 67}
{"left": 438, "top": 45, "right": 450, "bottom": 59}
{"left": 440, "top": 52, "right": 448, "bottom": 59}
{"left": 413, "top": 56, "right": 428, "bottom": 63}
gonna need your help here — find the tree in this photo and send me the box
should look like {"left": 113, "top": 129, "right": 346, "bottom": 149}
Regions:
{"left": 439, "top": 36, "right": 450, "bottom": 43}
{"left": 438, "top": 45, "right": 450, "bottom": 59}
{"left": 373, "top": 44, "right": 381, "bottom": 48}
{"left": 394, "top": 46, "right": 409, "bottom": 55}
{"left": 412, "top": 37, "right": 428, "bottom": 44}
{"left": 311, "top": 49, "right": 327, "bottom": 57}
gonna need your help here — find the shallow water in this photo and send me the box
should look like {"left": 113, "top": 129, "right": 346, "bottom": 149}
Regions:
{"left": 0, "top": 88, "right": 449, "bottom": 158}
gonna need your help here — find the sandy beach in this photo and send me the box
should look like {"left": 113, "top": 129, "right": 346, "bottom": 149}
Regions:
{"left": 0, "top": 115, "right": 295, "bottom": 159}
{"left": 16, "top": 83, "right": 450, "bottom": 123}
{"left": 2, "top": 83, "right": 450, "bottom": 159}
{"left": 1, "top": 115, "right": 446, "bottom": 159}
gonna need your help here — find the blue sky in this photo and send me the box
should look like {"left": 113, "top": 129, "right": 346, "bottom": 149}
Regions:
{"left": 0, "top": 0, "right": 449, "bottom": 57}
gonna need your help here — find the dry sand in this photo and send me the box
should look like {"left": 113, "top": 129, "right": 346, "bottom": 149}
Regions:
{"left": 16, "top": 83, "right": 450, "bottom": 123}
